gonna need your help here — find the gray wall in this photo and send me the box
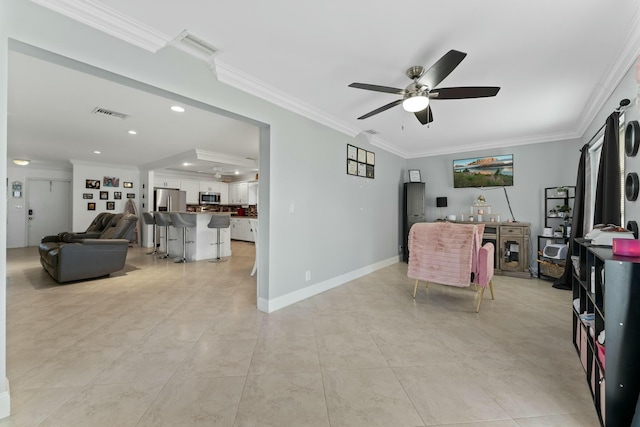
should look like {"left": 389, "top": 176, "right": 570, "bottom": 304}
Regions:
{"left": 1, "top": 0, "right": 405, "bottom": 312}
{"left": 407, "top": 137, "right": 583, "bottom": 273}
{"left": 582, "top": 59, "right": 640, "bottom": 226}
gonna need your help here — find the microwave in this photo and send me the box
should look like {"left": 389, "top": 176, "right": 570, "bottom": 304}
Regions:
{"left": 199, "top": 191, "right": 221, "bottom": 205}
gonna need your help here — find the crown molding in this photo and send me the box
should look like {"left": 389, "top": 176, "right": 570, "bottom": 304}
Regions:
{"left": 31, "top": 0, "right": 171, "bottom": 52}
{"left": 405, "top": 130, "right": 580, "bottom": 159}
{"left": 215, "top": 61, "right": 361, "bottom": 138}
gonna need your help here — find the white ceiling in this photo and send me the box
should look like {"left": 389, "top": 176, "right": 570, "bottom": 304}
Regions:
{"left": 7, "top": 50, "right": 260, "bottom": 175}
{"left": 11, "top": 0, "right": 640, "bottom": 168}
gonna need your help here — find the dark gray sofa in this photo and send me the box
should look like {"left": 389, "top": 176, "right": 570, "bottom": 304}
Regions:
{"left": 39, "top": 213, "right": 138, "bottom": 283}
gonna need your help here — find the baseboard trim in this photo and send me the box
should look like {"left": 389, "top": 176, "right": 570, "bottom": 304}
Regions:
{"left": 258, "top": 255, "right": 399, "bottom": 313}
{"left": 0, "top": 379, "right": 10, "bottom": 419}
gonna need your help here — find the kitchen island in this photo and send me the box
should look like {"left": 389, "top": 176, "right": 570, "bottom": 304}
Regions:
{"left": 156, "top": 212, "right": 231, "bottom": 262}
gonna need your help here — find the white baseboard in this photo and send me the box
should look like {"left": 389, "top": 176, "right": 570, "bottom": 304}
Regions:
{"left": 0, "top": 379, "right": 10, "bottom": 419}
{"left": 258, "top": 255, "right": 399, "bottom": 313}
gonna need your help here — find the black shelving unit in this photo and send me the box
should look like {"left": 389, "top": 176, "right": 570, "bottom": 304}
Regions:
{"left": 537, "top": 186, "right": 575, "bottom": 280}
{"left": 572, "top": 238, "right": 640, "bottom": 426}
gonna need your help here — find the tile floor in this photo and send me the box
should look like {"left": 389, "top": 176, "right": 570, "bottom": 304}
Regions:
{"left": 2, "top": 241, "right": 601, "bottom": 426}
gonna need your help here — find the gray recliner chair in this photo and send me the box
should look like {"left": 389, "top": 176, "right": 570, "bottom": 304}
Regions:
{"left": 41, "top": 212, "right": 115, "bottom": 243}
{"left": 38, "top": 213, "right": 138, "bottom": 283}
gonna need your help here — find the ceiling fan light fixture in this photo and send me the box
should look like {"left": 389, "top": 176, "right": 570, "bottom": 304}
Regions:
{"left": 402, "top": 93, "right": 429, "bottom": 112}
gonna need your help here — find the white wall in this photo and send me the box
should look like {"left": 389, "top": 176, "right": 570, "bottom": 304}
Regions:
{"left": 6, "top": 164, "right": 72, "bottom": 248}
{"left": 71, "top": 161, "right": 139, "bottom": 231}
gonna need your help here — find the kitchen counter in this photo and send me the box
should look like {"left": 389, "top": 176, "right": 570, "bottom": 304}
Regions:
{"left": 156, "top": 212, "right": 232, "bottom": 261}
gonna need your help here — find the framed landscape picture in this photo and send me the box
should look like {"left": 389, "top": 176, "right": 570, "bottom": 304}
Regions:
{"left": 82, "top": 193, "right": 93, "bottom": 199}
{"left": 453, "top": 154, "right": 514, "bottom": 188}
{"left": 126, "top": 193, "right": 135, "bottom": 199}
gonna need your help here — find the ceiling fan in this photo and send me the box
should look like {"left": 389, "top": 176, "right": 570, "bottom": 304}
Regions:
{"left": 348, "top": 50, "right": 500, "bottom": 125}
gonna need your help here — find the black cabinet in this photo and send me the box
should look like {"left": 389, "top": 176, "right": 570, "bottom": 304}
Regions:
{"left": 538, "top": 186, "right": 575, "bottom": 280}
{"left": 402, "top": 182, "right": 425, "bottom": 262}
{"left": 572, "top": 239, "right": 640, "bottom": 426}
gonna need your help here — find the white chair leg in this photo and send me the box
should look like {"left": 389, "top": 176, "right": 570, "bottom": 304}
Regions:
{"left": 413, "top": 279, "right": 419, "bottom": 298}
{"left": 489, "top": 279, "right": 495, "bottom": 300}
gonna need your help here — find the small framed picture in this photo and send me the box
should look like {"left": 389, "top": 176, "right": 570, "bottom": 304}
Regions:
{"left": 126, "top": 193, "right": 136, "bottom": 199}
{"left": 114, "top": 192, "right": 122, "bottom": 200}
{"left": 408, "top": 169, "right": 422, "bottom": 183}
{"left": 85, "top": 179, "right": 100, "bottom": 189}
{"left": 366, "top": 164, "right": 375, "bottom": 179}
{"left": 123, "top": 182, "right": 133, "bottom": 188}
{"left": 357, "top": 162, "right": 366, "bottom": 177}
{"left": 347, "top": 144, "right": 357, "bottom": 160}
{"left": 87, "top": 202, "right": 96, "bottom": 211}
{"left": 366, "top": 151, "right": 375, "bottom": 165}
{"left": 100, "top": 191, "right": 108, "bottom": 200}
{"left": 347, "top": 159, "right": 358, "bottom": 175}
{"left": 82, "top": 193, "right": 93, "bottom": 199}
{"left": 106, "top": 201, "right": 115, "bottom": 210}
{"left": 103, "top": 176, "right": 119, "bottom": 187}
{"left": 357, "top": 148, "right": 367, "bottom": 163}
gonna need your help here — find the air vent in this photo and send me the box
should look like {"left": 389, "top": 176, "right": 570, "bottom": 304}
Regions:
{"left": 91, "top": 107, "right": 128, "bottom": 120}
{"left": 171, "top": 30, "right": 220, "bottom": 64}
{"left": 364, "top": 129, "right": 379, "bottom": 135}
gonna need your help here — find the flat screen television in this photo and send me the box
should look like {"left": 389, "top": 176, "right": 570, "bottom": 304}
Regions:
{"left": 453, "top": 154, "right": 513, "bottom": 188}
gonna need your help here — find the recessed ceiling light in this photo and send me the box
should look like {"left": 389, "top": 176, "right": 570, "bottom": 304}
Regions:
{"left": 12, "top": 159, "right": 30, "bottom": 166}
{"left": 128, "top": 130, "right": 137, "bottom": 135}
{"left": 235, "top": 171, "right": 239, "bottom": 175}
{"left": 183, "top": 162, "right": 192, "bottom": 166}
{"left": 171, "top": 106, "right": 185, "bottom": 113}
{"left": 93, "top": 151, "right": 101, "bottom": 154}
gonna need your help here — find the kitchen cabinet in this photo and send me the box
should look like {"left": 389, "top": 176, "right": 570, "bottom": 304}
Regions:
{"left": 199, "top": 181, "right": 218, "bottom": 193}
{"left": 229, "top": 182, "right": 249, "bottom": 205}
{"left": 219, "top": 182, "right": 229, "bottom": 204}
{"left": 248, "top": 182, "right": 258, "bottom": 205}
{"left": 154, "top": 177, "right": 181, "bottom": 189}
{"left": 230, "top": 217, "right": 255, "bottom": 242}
{"left": 180, "top": 179, "right": 200, "bottom": 204}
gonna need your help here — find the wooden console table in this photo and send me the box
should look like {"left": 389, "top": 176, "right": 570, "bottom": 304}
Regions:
{"left": 455, "top": 221, "right": 531, "bottom": 278}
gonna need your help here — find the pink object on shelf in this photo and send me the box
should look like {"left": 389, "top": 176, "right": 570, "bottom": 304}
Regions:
{"left": 612, "top": 238, "right": 640, "bottom": 257}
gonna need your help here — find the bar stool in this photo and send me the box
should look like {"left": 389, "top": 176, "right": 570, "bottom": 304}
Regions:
{"left": 142, "top": 212, "right": 158, "bottom": 255}
{"left": 154, "top": 212, "right": 173, "bottom": 259}
{"left": 207, "top": 214, "right": 230, "bottom": 262}
{"left": 170, "top": 212, "right": 197, "bottom": 263}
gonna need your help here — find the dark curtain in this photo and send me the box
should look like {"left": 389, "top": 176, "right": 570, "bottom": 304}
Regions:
{"left": 553, "top": 144, "right": 589, "bottom": 290}
{"left": 594, "top": 111, "right": 621, "bottom": 226}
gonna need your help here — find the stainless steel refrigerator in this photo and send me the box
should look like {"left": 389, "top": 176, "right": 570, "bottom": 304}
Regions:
{"left": 154, "top": 188, "right": 187, "bottom": 212}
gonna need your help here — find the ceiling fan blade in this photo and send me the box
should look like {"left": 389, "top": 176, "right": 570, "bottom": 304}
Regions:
{"left": 429, "top": 86, "right": 500, "bottom": 99}
{"left": 419, "top": 50, "right": 467, "bottom": 89}
{"left": 357, "top": 99, "right": 403, "bottom": 120}
{"left": 349, "top": 83, "right": 404, "bottom": 95}
{"left": 414, "top": 105, "right": 434, "bottom": 125}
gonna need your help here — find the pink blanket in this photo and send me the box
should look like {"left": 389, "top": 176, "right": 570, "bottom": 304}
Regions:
{"left": 408, "top": 222, "right": 484, "bottom": 287}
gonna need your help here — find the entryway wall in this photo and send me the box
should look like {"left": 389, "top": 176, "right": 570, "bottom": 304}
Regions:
{"left": 6, "top": 164, "right": 72, "bottom": 248}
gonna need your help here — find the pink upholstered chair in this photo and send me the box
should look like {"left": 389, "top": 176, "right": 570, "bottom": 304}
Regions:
{"left": 476, "top": 242, "right": 496, "bottom": 313}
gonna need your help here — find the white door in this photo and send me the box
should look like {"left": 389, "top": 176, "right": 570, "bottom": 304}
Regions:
{"left": 27, "top": 179, "right": 72, "bottom": 246}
